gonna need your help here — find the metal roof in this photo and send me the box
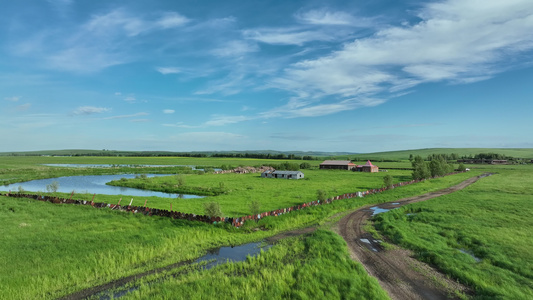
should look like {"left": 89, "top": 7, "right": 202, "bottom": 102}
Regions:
{"left": 320, "top": 160, "right": 355, "bottom": 165}
{"left": 272, "top": 171, "right": 303, "bottom": 175}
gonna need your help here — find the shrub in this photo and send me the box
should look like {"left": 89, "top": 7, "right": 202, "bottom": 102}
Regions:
{"left": 204, "top": 202, "right": 223, "bottom": 218}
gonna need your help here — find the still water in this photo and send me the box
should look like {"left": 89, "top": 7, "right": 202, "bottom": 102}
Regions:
{"left": 0, "top": 174, "right": 203, "bottom": 199}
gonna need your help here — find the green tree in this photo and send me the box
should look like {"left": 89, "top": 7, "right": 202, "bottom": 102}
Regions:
{"left": 457, "top": 163, "right": 466, "bottom": 172}
{"left": 203, "top": 202, "right": 223, "bottom": 218}
{"left": 175, "top": 175, "right": 185, "bottom": 187}
{"left": 383, "top": 175, "right": 393, "bottom": 188}
{"left": 412, "top": 156, "right": 430, "bottom": 180}
{"left": 46, "top": 181, "right": 59, "bottom": 194}
{"left": 317, "top": 190, "right": 327, "bottom": 201}
{"left": 299, "top": 162, "right": 311, "bottom": 169}
{"left": 249, "top": 200, "right": 261, "bottom": 215}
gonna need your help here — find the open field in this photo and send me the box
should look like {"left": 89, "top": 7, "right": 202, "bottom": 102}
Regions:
{"left": 333, "top": 148, "right": 533, "bottom": 161}
{"left": 373, "top": 166, "right": 533, "bottom": 299}
{"left": 0, "top": 155, "right": 479, "bottom": 299}
{"left": 1, "top": 153, "right": 531, "bottom": 299}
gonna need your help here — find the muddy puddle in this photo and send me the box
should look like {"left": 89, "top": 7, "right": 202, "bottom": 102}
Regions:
{"left": 93, "top": 241, "right": 271, "bottom": 299}
{"left": 370, "top": 206, "right": 398, "bottom": 216}
{"left": 360, "top": 238, "right": 382, "bottom": 252}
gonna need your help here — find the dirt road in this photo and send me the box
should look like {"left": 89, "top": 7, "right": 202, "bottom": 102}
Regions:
{"left": 337, "top": 174, "right": 491, "bottom": 300}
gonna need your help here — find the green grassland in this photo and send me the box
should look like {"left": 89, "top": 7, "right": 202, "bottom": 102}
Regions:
{"left": 373, "top": 166, "right": 533, "bottom": 299}
{"left": 334, "top": 148, "right": 533, "bottom": 161}
{"left": 1, "top": 153, "right": 531, "bottom": 299}
{"left": 105, "top": 169, "right": 415, "bottom": 216}
{"left": 0, "top": 155, "right": 482, "bottom": 299}
{"left": 125, "top": 230, "right": 389, "bottom": 300}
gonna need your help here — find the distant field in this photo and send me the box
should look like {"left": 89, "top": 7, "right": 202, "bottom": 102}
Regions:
{"left": 334, "top": 148, "right": 533, "bottom": 161}
{"left": 3, "top": 147, "right": 533, "bottom": 161}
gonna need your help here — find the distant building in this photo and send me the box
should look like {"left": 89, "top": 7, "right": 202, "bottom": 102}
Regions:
{"left": 261, "top": 170, "right": 304, "bottom": 179}
{"left": 354, "top": 160, "right": 379, "bottom": 173}
{"left": 319, "top": 160, "right": 356, "bottom": 170}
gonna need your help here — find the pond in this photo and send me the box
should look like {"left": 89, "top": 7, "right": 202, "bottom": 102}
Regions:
{"left": 0, "top": 174, "right": 203, "bottom": 199}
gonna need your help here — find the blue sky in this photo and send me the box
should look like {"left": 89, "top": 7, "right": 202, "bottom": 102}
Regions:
{"left": 1, "top": 0, "right": 533, "bottom": 153}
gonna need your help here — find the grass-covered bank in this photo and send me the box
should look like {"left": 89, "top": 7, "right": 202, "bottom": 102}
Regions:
{"left": 373, "top": 167, "right": 533, "bottom": 299}
{"left": 124, "top": 230, "right": 390, "bottom": 300}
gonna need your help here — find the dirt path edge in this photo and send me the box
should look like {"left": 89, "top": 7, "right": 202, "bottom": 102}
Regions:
{"left": 336, "top": 173, "right": 491, "bottom": 300}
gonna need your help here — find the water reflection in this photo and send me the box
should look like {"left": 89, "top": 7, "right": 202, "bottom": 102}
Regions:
{"left": 0, "top": 174, "right": 203, "bottom": 199}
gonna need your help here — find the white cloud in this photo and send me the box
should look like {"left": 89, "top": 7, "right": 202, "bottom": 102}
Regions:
{"left": 272, "top": 0, "right": 533, "bottom": 116}
{"left": 156, "top": 12, "right": 190, "bottom": 29}
{"left": 114, "top": 92, "right": 122, "bottom": 96}
{"left": 204, "top": 115, "right": 250, "bottom": 126}
{"left": 124, "top": 96, "right": 136, "bottom": 102}
{"left": 295, "top": 9, "right": 358, "bottom": 26}
{"left": 11, "top": 8, "right": 193, "bottom": 73}
{"left": 243, "top": 28, "right": 332, "bottom": 46}
{"left": 162, "top": 122, "right": 202, "bottom": 128}
{"left": 195, "top": 73, "right": 251, "bottom": 95}
{"left": 47, "top": 46, "right": 125, "bottom": 73}
{"left": 210, "top": 40, "right": 259, "bottom": 57}
{"left": 73, "top": 106, "right": 110, "bottom": 115}
{"left": 163, "top": 109, "right": 175, "bottom": 114}
{"left": 104, "top": 112, "right": 148, "bottom": 120}
{"left": 84, "top": 9, "right": 147, "bottom": 37}
{"left": 5, "top": 96, "right": 20, "bottom": 102}
{"left": 156, "top": 67, "right": 181, "bottom": 75}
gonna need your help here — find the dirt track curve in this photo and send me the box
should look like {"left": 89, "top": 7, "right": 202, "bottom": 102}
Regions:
{"left": 337, "top": 173, "right": 491, "bottom": 300}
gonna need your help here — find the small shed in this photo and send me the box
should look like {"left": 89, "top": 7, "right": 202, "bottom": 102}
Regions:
{"left": 261, "top": 170, "right": 304, "bottom": 179}
{"left": 354, "top": 160, "right": 379, "bottom": 173}
{"left": 319, "top": 160, "right": 356, "bottom": 170}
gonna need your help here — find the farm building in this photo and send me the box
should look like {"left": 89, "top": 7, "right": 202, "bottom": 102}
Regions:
{"left": 354, "top": 160, "right": 379, "bottom": 173}
{"left": 319, "top": 160, "right": 356, "bottom": 170}
{"left": 261, "top": 170, "right": 304, "bottom": 179}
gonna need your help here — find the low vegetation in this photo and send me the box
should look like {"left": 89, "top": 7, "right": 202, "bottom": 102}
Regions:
{"left": 1, "top": 152, "right": 531, "bottom": 299}
{"left": 373, "top": 167, "right": 533, "bottom": 299}
{"left": 125, "top": 230, "right": 389, "bottom": 300}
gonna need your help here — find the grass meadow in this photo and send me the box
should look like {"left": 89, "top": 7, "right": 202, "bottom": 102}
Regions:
{"left": 373, "top": 166, "right": 533, "bottom": 299}
{"left": 125, "top": 230, "right": 389, "bottom": 300}
{"left": 0, "top": 155, "right": 483, "bottom": 299}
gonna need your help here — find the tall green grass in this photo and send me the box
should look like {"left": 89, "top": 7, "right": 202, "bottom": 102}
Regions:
{"left": 373, "top": 167, "right": 533, "bottom": 299}
{"left": 125, "top": 230, "right": 389, "bottom": 300}
{"left": 0, "top": 156, "right": 486, "bottom": 299}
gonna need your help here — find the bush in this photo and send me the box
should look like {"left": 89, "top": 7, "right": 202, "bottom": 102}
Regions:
{"left": 317, "top": 190, "right": 327, "bottom": 201}
{"left": 46, "top": 181, "right": 59, "bottom": 193}
{"left": 204, "top": 202, "right": 223, "bottom": 218}
{"left": 383, "top": 175, "right": 393, "bottom": 188}
{"left": 249, "top": 200, "right": 261, "bottom": 215}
